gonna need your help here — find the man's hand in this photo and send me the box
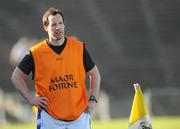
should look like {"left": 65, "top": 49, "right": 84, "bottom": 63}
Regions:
{"left": 28, "top": 96, "right": 48, "bottom": 110}
{"left": 88, "top": 100, "right": 97, "bottom": 112}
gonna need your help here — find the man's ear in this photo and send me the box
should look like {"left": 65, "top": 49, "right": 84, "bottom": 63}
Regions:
{"left": 43, "top": 25, "right": 48, "bottom": 32}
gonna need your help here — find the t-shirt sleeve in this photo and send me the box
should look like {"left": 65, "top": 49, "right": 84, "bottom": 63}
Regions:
{"left": 18, "top": 52, "right": 34, "bottom": 76}
{"left": 83, "top": 44, "right": 95, "bottom": 72}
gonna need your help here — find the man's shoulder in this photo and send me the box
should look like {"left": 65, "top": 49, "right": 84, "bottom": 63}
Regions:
{"left": 67, "top": 36, "right": 84, "bottom": 47}
{"left": 30, "top": 39, "right": 48, "bottom": 52}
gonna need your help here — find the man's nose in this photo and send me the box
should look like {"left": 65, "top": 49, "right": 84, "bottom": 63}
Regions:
{"left": 55, "top": 27, "right": 60, "bottom": 30}
{"left": 55, "top": 25, "right": 61, "bottom": 30}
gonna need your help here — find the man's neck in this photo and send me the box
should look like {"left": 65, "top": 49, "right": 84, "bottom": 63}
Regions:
{"left": 49, "top": 37, "right": 65, "bottom": 46}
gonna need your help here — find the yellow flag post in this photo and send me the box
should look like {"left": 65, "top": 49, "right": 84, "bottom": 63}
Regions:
{"left": 128, "top": 83, "right": 152, "bottom": 129}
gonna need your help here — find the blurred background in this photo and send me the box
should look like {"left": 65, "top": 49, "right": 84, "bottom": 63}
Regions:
{"left": 0, "top": 0, "right": 180, "bottom": 126}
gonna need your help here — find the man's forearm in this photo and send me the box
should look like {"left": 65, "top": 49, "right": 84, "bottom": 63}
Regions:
{"left": 11, "top": 67, "right": 33, "bottom": 102}
{"left": 89, "top": 66, "right": 101, "bottom": 99}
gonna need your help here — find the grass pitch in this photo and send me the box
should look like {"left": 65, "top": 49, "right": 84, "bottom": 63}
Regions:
{"left": 0, "top": 116, "right": 180, "bottom": 129}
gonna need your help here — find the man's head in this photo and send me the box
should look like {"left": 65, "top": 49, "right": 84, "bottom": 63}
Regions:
{"left": 42, "top": 7, "right": 65, "bottom": 41}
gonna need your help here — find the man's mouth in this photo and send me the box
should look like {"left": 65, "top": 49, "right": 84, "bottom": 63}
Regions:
{"left": 55, "top": 31, "right": 62, "bottom": 37}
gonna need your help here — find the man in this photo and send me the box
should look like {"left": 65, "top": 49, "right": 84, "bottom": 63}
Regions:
{"left": 11, "top": 7, "right": 101, "bottom": 129}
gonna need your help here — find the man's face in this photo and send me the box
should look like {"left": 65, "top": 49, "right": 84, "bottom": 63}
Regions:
{"left": 45, "top": 14, "right": 65, "bottom": 41}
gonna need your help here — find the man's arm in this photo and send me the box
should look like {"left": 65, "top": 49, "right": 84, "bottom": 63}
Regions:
{"left": 87, "top": 65, "right": 101, "bottom": 107}
{"left": 11, "top": 67, "right": 48, "bottom": 109}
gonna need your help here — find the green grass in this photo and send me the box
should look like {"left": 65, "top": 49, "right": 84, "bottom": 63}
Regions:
{"left": 151, "top": 116, "right": 180, "bottom": 129}
{"left": 1, "top": 116, "right": 180, "bottom": 129}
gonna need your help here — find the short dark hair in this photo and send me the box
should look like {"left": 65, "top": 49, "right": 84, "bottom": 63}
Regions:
{"left": 42, "top": 7, "right": 64, "bottom": 27}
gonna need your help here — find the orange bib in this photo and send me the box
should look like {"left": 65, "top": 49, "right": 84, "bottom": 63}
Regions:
{"left": 30, "top": 37, "right": 88, "bottom": 120}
